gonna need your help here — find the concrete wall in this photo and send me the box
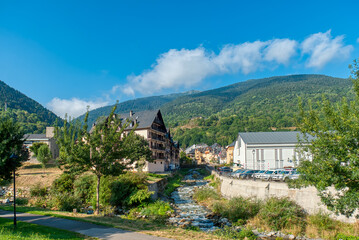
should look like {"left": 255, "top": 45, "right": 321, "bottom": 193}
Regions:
{"left": 147, "top": 178, "right": 167, "bottom": 200}
{"left": 214, "top": 172, "right": 356, "bottom": 223}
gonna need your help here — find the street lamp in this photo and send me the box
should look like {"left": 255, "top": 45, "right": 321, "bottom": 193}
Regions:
{"left": 10, "top": 153, "right": 18, "bottom": 227}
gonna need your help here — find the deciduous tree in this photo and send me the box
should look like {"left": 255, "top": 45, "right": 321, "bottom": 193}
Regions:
{"left": 295, "top": 60, "right": 359, "bottom": 218}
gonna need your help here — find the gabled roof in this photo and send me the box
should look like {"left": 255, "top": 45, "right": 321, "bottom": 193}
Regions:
{"left": 227, "top": 141, "right": 235, "bottom": 147}
{"left": 238, "top": 131, "right": 314, "bottom": 144}
{"left": 23, "top": 134, "right": 49, "bottom": 140}
{"left": 120, "top": 109, "right": 162, "bottom": 130}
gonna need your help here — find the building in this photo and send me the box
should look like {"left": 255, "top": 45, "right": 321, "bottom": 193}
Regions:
{"left": 92, "top": 109, "right": 179, "bottom": 172}
{"left": 226, "top": 141, "right": 235, "bottom": 165}
{"left": 23, "top": 127, "right": 59, "bottom": 160}
{"left": 233, "top": 131, "right": 312, "bottom": 170}
{"left": 194, "top": 143, "right": 224, "bottom": 165}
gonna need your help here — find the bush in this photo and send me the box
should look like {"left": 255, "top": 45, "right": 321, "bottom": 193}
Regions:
{"left": 74, "top": 174, "right": 95, "bottom": 203}
{"left": 91, "top": 176, "right": 115, "bottom": 209}
{"left": 257, "top": 197, "right": 306, "bottom": 231}
{"left": 15, "top": 197, "right": 28, "bottom": 205}
{"left": 51, "top": 193, "right": 82, "bottom": 212}
{"left": 213, "top": 226, "right": 256, "bottom": 239}
{"left": 193, "top": 187, "right": 220, "bottom": 202}
{"left": 212, "top": 197, "right": 261, "bottom": 223}
{"left": 336, "top": 233, "right": 359, "bottom": 240}
{"left": 30, "top": 183, "right": 47, "bottom": 197}
{"left": 308, "top": 211, "right": 336, "bottom": 232}
{"left": 110, "top": 172, "right": 149, "bottom": 208}
{"left": 139, "top": 201, "right": 173, "bottom": 222}
{"left": 51, "top": 174, "right": 75, "bottom": 194}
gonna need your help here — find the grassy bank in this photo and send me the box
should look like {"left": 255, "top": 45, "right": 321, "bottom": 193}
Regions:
{"left": 0, "top": 217, "right": 90, "bottom": 240}
{"left": 193, "top": 176, "right": 359, "bottom": 240}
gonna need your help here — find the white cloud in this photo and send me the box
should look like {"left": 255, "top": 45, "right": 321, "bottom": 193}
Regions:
{"left": 121, "top": 31, "right": 353, "bottom": 95}
{"left": 301, "top": 30, "right": 353, "bottom": 68}
{"left": 47, "top": 97, "right": 109, "bottom": 118}
{"left": 264, "top": 39, "right": 298, "bottom": 64}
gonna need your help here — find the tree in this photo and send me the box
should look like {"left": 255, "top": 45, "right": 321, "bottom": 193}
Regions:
{"left": 295, "top": 60, "right": 359, "bottom": 218}
{"left": 37, "top": 144, "right": 51, "bottom": 170}
{"left": 0, "top": 117, "right": 29, "bottom": 180}
{"left": 55, "top": 105, "right": 152, "bottom": 214}
{"left": 29, "top": 142, "right": 47, "bottom": 157}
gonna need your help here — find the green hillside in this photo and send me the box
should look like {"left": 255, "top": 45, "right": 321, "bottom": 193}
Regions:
{"left": 0, "top": 80, "right": 62, "bottom": 133}
{"left": 79, "top": 74, "right": 353, "bottom": 147}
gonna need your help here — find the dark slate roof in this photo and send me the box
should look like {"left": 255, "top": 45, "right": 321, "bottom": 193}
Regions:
{"left": 227, "top": 141, "right": 235, "bottom": 147}
{"left": 23, "top": 134, "right": 48, "bottom": 140}
{"left": 120, "top": 109, "right": 161, "bottom": 130}
{"left": 238, "top": 131, "right": 314, "bottom": 144}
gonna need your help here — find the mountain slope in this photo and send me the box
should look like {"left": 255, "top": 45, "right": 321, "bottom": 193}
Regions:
{"left": 79, "top": 74, "right": 353, "bottom": 147}
{"left": 0, "top": 80, "right": 62, "bottom": 133}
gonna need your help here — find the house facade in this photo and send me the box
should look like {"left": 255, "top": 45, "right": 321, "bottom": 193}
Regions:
{"left": 108, "top": 109, "right": 179, "bottom": 172}
{"left": 23, "top": 127, "right": 59, "bottom": 161}
{"left": 233, "top": 131, "right": 312, "bottom": 170}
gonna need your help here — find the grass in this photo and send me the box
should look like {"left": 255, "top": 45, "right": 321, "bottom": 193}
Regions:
{"left": 0, "top": 217, "right": 90, "bottom": 240}
{"left": 0, "top": 205, "right": 225, "bottom": 240}
{"left": 163, "top": 168, "right": 190, "bottom": 196}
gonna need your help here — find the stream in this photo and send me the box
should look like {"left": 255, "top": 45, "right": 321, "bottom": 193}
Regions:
{"left": 168, "top": 168, "right": 227, "bottom": 231}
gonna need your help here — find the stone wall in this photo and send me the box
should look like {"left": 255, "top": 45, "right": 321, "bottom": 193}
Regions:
{"left": 148, "top": 178, "right": 167, "bottom": 200}
{"left": 211, "top": 170, "right": 356, "bottom": 223}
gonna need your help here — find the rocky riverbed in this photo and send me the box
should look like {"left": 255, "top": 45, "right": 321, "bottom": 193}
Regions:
{"left": 168, "top": 169, "right": 229, "bottom": 231}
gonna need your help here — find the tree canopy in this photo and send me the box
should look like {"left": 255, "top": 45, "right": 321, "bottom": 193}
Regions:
{"left": 55, "top": 105, "right": 152, "bottom": 214}
{"left": 295, "top": 60, "right": 359, "bottom": 218}
{"left": 0, "top": 116, "right": 29, "bottom": 180}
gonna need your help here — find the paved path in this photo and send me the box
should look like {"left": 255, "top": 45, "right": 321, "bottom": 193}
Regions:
{"left": 0, "top": 210, "right": 172, "bottom": 240}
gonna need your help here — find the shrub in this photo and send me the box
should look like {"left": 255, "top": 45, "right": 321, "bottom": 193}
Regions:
{"left": 110, "top": 172, "right": 149, "bottom": 208}
{"left": 139, "top": 201, "right": 173, "bottom": 222}
{"left": 336, "top": 233, "right": 359, "bottom": 240}
{"left": 212, "top": 197, "right": 261, "bottom": 223}
{"left": 213, "top": 226, "right": 256, "bottom": 239}
{"left": 51, "top": 174, "right": 75, "bottom": 194}
{"left": 74, "top": 174, "right": 95, "bottom": 203}
{"left": 308, "top": 211, "right": 336, "bottom": 232}
{"left": 257, "top": 197, "right": 306, "bottom": 231}
{"left": 193, "top": 187, "right": 220, "bottom": 202}
{"left": 30, "top": 183, "right": 47, "bottom": 197}
{"left": 91, "top": 176, "right": 115, "bottom": 209}
{"left": 51, "top": 193, "right": 82, "bottom": 212}
{"left": 15, "top": 197, "right": 28, "bottom": 205}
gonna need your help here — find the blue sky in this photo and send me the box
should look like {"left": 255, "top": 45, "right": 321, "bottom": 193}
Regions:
{"left": 1, "top": 0, "right": 359, "bottom": 118}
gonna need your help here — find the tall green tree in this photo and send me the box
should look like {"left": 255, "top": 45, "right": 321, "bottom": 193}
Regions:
{"left": 29, "top": 142, "right": 47, "bottom": 157}
{"left": 55, "top": 105, "right": 152, "bottom": 214}
{"left": 0, "top": 117, "right": 29, "bottom": 180}
{"left": 295, "top": 60, "right": 359, "bottom": 218}
{"left": 37, "top": 144, "right": 51, "bottom": 170}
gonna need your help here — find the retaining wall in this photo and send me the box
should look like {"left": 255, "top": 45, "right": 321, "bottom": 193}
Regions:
{"left": 211, "top": 170, "right": 356, "bottom": 223}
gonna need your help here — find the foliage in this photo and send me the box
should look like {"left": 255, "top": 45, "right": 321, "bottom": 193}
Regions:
{"left": 336, "top": 233, "right": 359, "bottom": 240}
{"left": 308, "top": 211, "right": 336, "bottom": 233}
{"left": 179, "top": 151, "right": 193, "bottom": 165}
{"left": 30, "top": 183, "right": 47, "bottom": 197}
{"left": 257, "top": 197, "right": 306, "bottom": 231}
{"left": 129, "top": 201, "right": 173, "bottom": 223}
{"left": 295, "top": 61, "right": 359, "bottom": 218}
{"left": 213, "top": 226, "right": 256, "bottom": 240}
{"left": 55, "top": 104, "right": 152, "bottom": 214}
{"left": 51, "top": 193, "right": 82, "bottom": 212}
{"left": 0, "top": 116, "right": 29, "bottom": 180}
{"left": 163, "top": 169, "right": 189, "bottom": 196}
{"left": 37, "top": 144, "right": 51, "bottom": 168}
{"left": 110, "top": 172, "right": 150, "bottom": 208}
{"left": 90, "top": 176, "right": 115, "bottom": 209}
{"left": 193, "top": 187, "right": 220, "bottom": 202}
{"left": 29, "top": 142, "right": 47, "bottom": 157}
{"left": 74, "top": 174, "right": 95, "bottom": 204}
{"left": 212, "top": 197, "right": 261, "bottom": 222}
{"left": 51, "top": 173, "right": 75, "bottom": 195}
{"left": 15, "top": 197, "right": 28, "bottom": 205}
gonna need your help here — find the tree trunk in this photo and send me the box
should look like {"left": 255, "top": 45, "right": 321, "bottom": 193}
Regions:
{"left": 95, "top": 175, "right": 100, "bottom": 215}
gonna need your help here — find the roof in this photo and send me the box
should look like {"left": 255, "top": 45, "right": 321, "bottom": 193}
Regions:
{"left": 227, "top": 141, "right": 235, "bottom": 147}
{"left": 238, "top": 131, "right": 314, "bottom": 144}
{"left": 120, "top": 109, "right": 161, "bottom": 130}
{"left": 23, "top": 134, "right": 49, "bottom": 140}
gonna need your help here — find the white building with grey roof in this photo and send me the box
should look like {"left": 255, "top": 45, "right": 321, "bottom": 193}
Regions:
{"left": 233, "top": 131, "right": 312, "bottom": 170}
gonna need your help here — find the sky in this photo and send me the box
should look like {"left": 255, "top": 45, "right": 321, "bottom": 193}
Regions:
{"left": 1, "top": 0, "right": 359, "bottom": 118}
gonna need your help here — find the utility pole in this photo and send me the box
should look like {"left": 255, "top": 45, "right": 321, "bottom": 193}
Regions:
{"left": 10, "top": 153, "right": 18, "bottom": 227}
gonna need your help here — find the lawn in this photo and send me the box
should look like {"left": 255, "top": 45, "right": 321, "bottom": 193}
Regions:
{"left": 0, "top": 217, "right": 91, "bottom": 240}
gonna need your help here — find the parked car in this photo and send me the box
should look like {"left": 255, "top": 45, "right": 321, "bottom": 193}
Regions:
{"left": 272, "top": 170, "right": 291, "bottom": 181}
{"left": 239, "top": 170, "right": 259, "bottom": 179}
{"left": 230, "top": 169, "right": 246, "bottom": 178}
{"left": 253, "top": 170, "right": 266, "bottom": 180}
{"left": 260, "top": 170, "right": 280, "bottom": 181}
{"left": 218, "top": 167, "right": 232, "bottom": 175}
{"left": 284, "top": 170, "right": 300, "bottom": 181}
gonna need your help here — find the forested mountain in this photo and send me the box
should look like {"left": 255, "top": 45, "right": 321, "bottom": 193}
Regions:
{"left": 79, "top": 74, "right": 353, "bottom": 147}
{"left": 0, "top": 80, "right": 62, "bottom": 133}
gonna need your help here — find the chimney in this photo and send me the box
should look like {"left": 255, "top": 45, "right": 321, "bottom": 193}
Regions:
{"left": 130, "top": 110, "right": 133, "bottom": 117}
{"left": 46, "top": 127, "right": 55, "bottom": 138}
